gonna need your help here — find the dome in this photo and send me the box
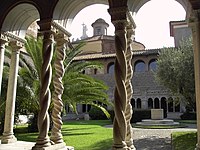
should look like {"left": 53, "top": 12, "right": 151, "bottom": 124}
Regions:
{"left": 91, "top": 18, "right": 109, "bottom": 27}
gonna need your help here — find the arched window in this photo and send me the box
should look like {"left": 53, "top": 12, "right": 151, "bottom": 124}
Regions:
{"left": 161, "top": 97, "right": 167, "bottom": 110}
{"left": 149, "top": 59, "right": 157, "bottom": 71}
{"left": 161, "top": 97, "right": 167, "bottom": 118}
{"left": 168, "top": 97, "right": 174, "bottom": 112}
{"left": 154, "top": 98, "right": 160, "bottom": 109}
{"left": 137, "top": 98, "right": 141, "bottom": 109}
{"left": 107, "top": 62, "right": 114, "bottom": 74}
{"left": 134, "top": 60, "right": 145, "bottom": 72}
{"left": 148, "top": 98, "right": 153, "bottom": 108}
{"left": 131, "top": 98, "right": 135, "bottom": 108}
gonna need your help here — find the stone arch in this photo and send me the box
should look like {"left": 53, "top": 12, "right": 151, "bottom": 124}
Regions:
{"left": 53, "top": 0, "right": 108, "bottom": 28}
{"left": 107, "top": 61, "right": 115, "bottom": 74}
{"left": 128, "top": 0, "right": 191, "bottom": 15}
{"left": 1, "top": 3, "right": 40, "bottom": 38}
{"left": 134, "top": 60, "right": 146, "bottom": 72}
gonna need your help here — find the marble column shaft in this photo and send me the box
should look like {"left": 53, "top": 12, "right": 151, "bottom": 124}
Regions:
{"left": 2, "top": 40, "right": 22, "bottom": 144}
{"left": 189, "top": 10, "right": 200, "bottom": 150}
{"left": 0, "top": 35, "right": 8, "bottom": 95}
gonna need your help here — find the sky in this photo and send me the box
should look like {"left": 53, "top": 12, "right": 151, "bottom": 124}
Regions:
{"left": 70, "top": 0, "right": 186, "bottom": 49}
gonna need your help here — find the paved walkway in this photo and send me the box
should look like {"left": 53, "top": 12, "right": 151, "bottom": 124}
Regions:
{"left": 132, "top": 124, "right": 197, "bottom": 150}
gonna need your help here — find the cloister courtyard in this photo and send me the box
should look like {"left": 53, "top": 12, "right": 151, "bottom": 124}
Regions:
{"left": 0, "top": 0, "right": 200, "bottom": 150}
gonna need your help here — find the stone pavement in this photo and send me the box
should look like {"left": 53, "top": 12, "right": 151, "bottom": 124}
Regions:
{"left": 132, "top": 124, "right": 197, "bottom": 150}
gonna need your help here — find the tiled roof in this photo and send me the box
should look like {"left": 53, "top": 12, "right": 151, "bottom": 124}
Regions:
{"left": 74, "top": 53, "right": 116, "bottom": 60}
{"left": 73, "top": 49, "right": 163, "bottom": 60}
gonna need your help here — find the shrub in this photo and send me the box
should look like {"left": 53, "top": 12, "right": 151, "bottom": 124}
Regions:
{"left": 131, "top": 109, "right": 151, "bottom": 123}
{"left": 28, "top": 114, "right": 38, "bottom": 132}
{"left": 180, "top": 112, "right": 196, "bottom": 120}
{"left": 89, "top": 106, "right": 108, "bottom": 120}
{"left": 108, "top": 110, "right": 114, "bottom": 122}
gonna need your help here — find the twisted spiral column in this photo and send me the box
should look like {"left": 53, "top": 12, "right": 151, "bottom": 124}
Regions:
{"left": 112, "top": 19, "right": 128, "bottom": 150}
{"left": 33, "top": 31, "right": 54, "bottom": 149}
{"left": 125, "top": 25, "right": 135, "bottom": 150}
{"left": 50, "top": 33, "right": 67, "bottom": 145}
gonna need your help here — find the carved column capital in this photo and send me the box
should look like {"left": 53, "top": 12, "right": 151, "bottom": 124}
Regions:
{"left": 189, "top": 9, "right": 200, "bottom": 23}
{"left": 0, "top": 33, "right": 8, "bottom": 44}
{"left": 108, "top": 6, "right": 128, "bottom": 30}
{"left": 9, "top": 40, "right": 24, "bottom": 51}
{"left": 55, "top": 33, "right": 69, "bottom": 46}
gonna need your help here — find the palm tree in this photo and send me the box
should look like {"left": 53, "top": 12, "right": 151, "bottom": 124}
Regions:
{"left": 17, "top": 36, "right": 110, "bottom": 131}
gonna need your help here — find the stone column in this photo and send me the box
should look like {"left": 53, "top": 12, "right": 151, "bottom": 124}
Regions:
{"left": 50, "top": 33, "right": 68, "bottom": 146}
{"left": 189, "top": 9, "right": 200, "bottom": 150}
{"left": 2, "top": 40, "right": 23, "bottom": 144}
{"left": 108, "top": 7, "right": 128, "bottom": 150}
{"left": 124, "top": 23, "right": 135, "bottom": 149}
{"left": 0, "top": 34, "right": 8, "bottom": 95}
{"left": 32, "top": 24, "right": 55, "bottom": 149}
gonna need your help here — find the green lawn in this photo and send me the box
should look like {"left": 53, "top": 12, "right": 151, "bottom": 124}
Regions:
{"left": 171, "top": 131, "right": 197, "bottom": 150}
{"left": 14, "top": 120, "right": 113, "bottom": 150}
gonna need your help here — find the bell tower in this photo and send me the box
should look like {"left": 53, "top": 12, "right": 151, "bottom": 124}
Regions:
{"left": 91, "top": 18, "right": 109, "bottom": 36}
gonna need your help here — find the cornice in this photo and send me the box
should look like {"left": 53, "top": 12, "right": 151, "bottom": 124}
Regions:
{"left": 3, "top": 32, "right": 26, "bottom": 44}
{"left": 52, "top": 21, "right": 71, "bottom": 37}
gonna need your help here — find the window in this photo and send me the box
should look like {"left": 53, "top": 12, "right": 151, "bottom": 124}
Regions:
{"left": 134, "top": 61, "right": 145, "bottom": 72}
{"left": 149, "top": 59, "right": 157, "bottom": 71}
{"left": 154, "top": 98, "right": 160, "bottom": 109}
{"left": 148, "top": 98, "right": 153, "bottom": 108}
{"left": 107, "top": 62, "right": 114, "bottom": 74}
{"left": 131, "top": 98, "right": 135, "bottom": 108}
{"left": 136, "top": 98, "right": 141, "bottom": 109}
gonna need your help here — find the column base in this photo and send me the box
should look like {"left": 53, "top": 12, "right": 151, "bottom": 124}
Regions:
{"left": 126, "top": 139, "right": 136, "bottom": 150}
{"left": 1, "top": 134, "right": 17, "bottom": 144}
{"left": 112, "top": 143, "right": 128, "bottom": 150}
{"left": 195, "top": 143, "right": 200, "bottom": 150}
{"left": 32, "top": 143, "right": 74, "bottom": 150}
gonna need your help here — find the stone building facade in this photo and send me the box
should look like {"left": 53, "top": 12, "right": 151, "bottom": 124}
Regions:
{"left": 70, "top": 18, "right": 190, "bottom": 119}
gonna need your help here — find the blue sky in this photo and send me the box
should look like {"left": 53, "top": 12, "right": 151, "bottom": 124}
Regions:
{"left": 70, "top": 0, "right": 186, "bottom": 49}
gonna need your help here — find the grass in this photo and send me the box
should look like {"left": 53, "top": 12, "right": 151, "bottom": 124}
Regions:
{"left": 171, "top": 131, "right": 197, "bottom": 150}
{"left": 13, "top": 120, "right": 113, "bottom": 150}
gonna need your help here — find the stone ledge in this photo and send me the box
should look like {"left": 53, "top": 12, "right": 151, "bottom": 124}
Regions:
{"left": 0, "top": 141, "right": 74, "bottom": 150}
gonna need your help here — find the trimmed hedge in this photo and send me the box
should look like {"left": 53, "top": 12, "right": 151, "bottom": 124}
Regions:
{"left": 131, "top": 109, "right": 151, "bottom": 123}
{"left": 180, "top": 112, "right": 196, "bottom": 120}
{"left": 89, "top": 106, "right": 108, "bottom": 120}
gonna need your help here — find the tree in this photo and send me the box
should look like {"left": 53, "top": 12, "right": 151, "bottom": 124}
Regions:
{"left": 17, "top": 36, "right": 110, "bottom": 131}
{"left": 155, "top": 37, "right": 195, "bottom": 110}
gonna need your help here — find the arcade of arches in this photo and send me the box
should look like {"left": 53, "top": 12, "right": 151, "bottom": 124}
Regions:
{"left": 0, "top": 0, "right": 200, "bottom": 150}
